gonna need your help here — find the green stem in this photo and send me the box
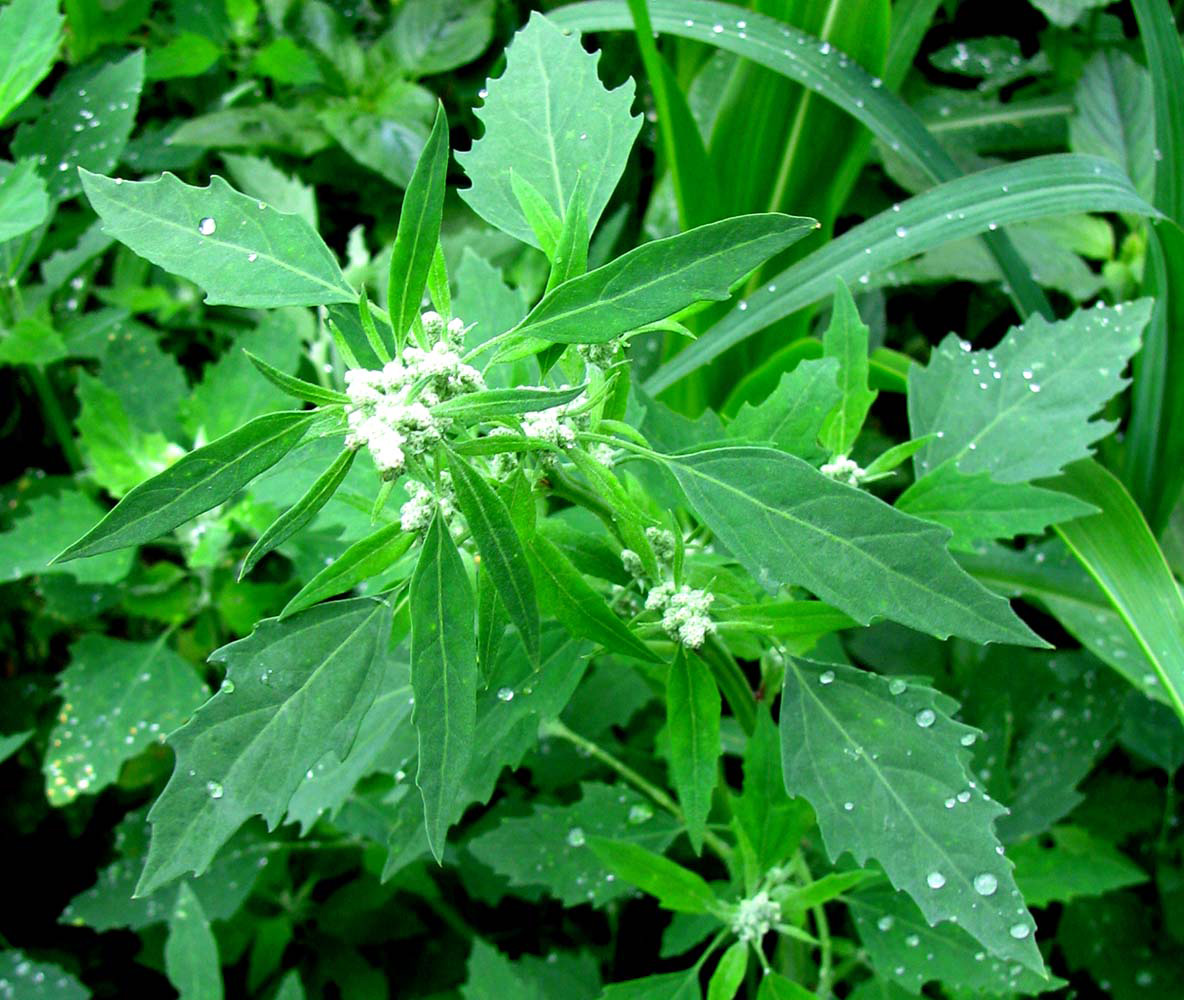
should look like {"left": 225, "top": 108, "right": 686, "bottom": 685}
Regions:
{"left": 26, "top": 366, "right": 83, "bottom": 473}
{"left": 792, "top": 854, "right": 834, "bottom": 996}
{"left": 542, "top": 718, "right": 733, "bottom": 862}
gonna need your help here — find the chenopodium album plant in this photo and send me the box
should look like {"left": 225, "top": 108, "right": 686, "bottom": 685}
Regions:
{"left": 52, "top": 11, "right": 1167, "bottom": 997}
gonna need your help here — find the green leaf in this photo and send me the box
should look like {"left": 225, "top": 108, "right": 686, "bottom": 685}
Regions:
{"left": 431, "top": 385, "right": 586, "bottom": 421}
{"left": 389, "top": 103, "right": 449, "bottom": 344}
{"left": 457, "top": 12, "right": 641, "bottom": 249}
{"left": 514, "top": 214, "right": 817, "bottom": 344}
{"left": 0, "top": 489, "right": 133, "bottom": 584}
{"left": 524, "top": 531, "right": 660, "bottom": 662}
{"left": 241, "top": 448, "right": 356, "bottom": 580}
{"left": 137, "top": 598, "right": 390, "bottom": 894}
{"left": 1030, "top": 0, "right": 1116, "bottom": 28}
{"left": 727, "top": 359, "right": 841, "bottom": 460}
{"left": 780, "top": 658, "right": 1043, "bottom": 971}
{"left": 820, "top": 280, "right": 877, "bottom": 456}
{"left": 146, "top": 31, "right": 220, "bottom": 81}
{"left": 601, "top": 969, "right": 702, "bottom": 1000}
{"left": 244, "top": 350, "right": 351, "bottom": 407}
{"left": 0, "top": 730, "right": 31, "bottom": 764}
{"left": 1069, "top": 50, "right": 1154, "bottom": 202}
{"left": 468, "top": 781, "right": 680, "bottom": 907}
{"left": 849, "top": 886, "right": 1057, "bottom": 996}
{"left": 0, "top": 0, "right": 64, "bottom": 125}
{"left": 545, "top": 175, "right": 590, "bottom": 292}
{"left": 79, "top": 170, "right": 356, "bottom": 307}
{"left": 12, "top": 49, "right": 143, "bottom": 202}
{"left": 274, "top": 972, "right": 306, "bottom": 1000}
{"left": 897, "top": 460, "right": 1095, "bottom": 550}
{"left": 908, "top": 301, "right": 1149, "bottom": 484}
{"left": 666, "top": 649, "right": 720, "bottom": 853}
{"left": 390, "top": 0, "right": 494, "bottom": 76}
{"left": 644, "top": 155, "right": 1156, "bottom": 392}
{"left": 1051, "top": 459, "right": 1184, "bottom": 723}
{"left": 410, "top": 512, "right": 478, "bottom": 861}
{"left": 281, "top": 520, "right": 415, "bottom": 619}
{"left": 57, "top": 410, "right": 316, "bottom": 562}
{"left": 165, "top": 884, "right": 223, "bottom": 1000}
{"left": 449, "top": 455, "right": 539, "bottom": 664}
{"left": 0, "top": 951, "right": 88, "bottom": 1000}
{"left": 587, "top": 838, "right": 718, "bottom": 915}
{"left": 0, "top": 159, "right": 49, "bottom": 242}
{"left": 223, "top": 153, "right": 317, "bottom": 229}
{"left": 666, "top": 447, "right": 1040, "bottom": 645}
{"left": 1011, "top": 826, "right": 1148, "bottom": 907}
{"left": 44, "top": 636, "right": 208, "bottom": 806}
{"left": 706, "top": 941, "right": 747, "bottom": 1000}
{"left": 756, "top": 974, "right": 816, "bottom": 1000}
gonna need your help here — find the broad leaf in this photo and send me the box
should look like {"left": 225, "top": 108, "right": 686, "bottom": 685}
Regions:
{"left": 514, "top": 214, "right": 817, "bottom": 344}
{"left": 896, "top": 460, "right": 1095, "bottom": 550}
{"left": 0, "top": 159, "right": 49, "bottom": 242}
{"left": 165, "top": 884, "right": 223, "bottom": 1000}
{"left": 79, "top": 170, "right": 356, "bottom": 307}
{"left": 666, "top": 649, "right": 720, "bottom": 852}
{"left": 587, "top": 838, "right": 719, "bottom": 915}
{"left": 909, "top": 301, "right": 1149, "bottom": 483}
{"left": 44, "top": 636, "right": 208, "bottom": 806}
{"left": 1011, "top": 826, "right": 1147, "bottom": 907}
{"left": 1029, "top": 0, "right": 1116, "bottom": 28}
{"left": 0, "top": 0, "right": 64, "bottom": 125}
{"left": 13, "top": 50, "right": 143, "bottom": 201}
{"left": 449, "top": 455, "right": 539, "bottom": 664}
{"left": 820, "top": 281, "right": 877, "bottom": 456}
{"left": 780, "top": 658, "right": 1043, "bottom": 971}
{"left": 410, "top": 512, "right": 478, "bottom": 861}
{"left": 0, "top": 489, "right": 133, "bottom": 584}
{"left": 601, "top": 970, "right": 702, "bottom": 1000}
{"left": 0, "top": 952, "right": 87, "bottom": 1000}
{"left": 727, "top": 358, "right": 841, "bottom": 460}
{"left": 458, "top": 12, "right": 641, "bottom": 248}
{"left": 849, "top": 886, "right": 1056, "bottom": 996}
{"left": 388, "top": 104, "right": 449, "bottom": 343}
{"left": 666, "top": 447, "right": 1040, "bottom": 645}
{"left": 137, "top": 598, "right": 390, "bottom": 894}
{"left": 468, "top": 782, "right": 679, "bottom": 907}
{"left": 57, "top": 410, "right": 316, "bottom": 562}
{"left": 391, "top": 0, "right": 495, "bottom": 77}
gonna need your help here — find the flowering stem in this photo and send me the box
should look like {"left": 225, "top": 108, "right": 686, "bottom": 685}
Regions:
{"left": 540, "top": 718, "right": 733, "bottom": 862}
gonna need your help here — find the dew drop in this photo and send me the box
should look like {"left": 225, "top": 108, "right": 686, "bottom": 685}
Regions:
{"left": 220, "top": 679, "right": 235, "bottom": 694}
{"left": 820, "top": 670, "right": 836, "bottom": 685}
{"left": 888, "top": 678, "right": 907, "bottom": 695}
{"left": 628, "top": 803, "right": 653, "bottom": 824}
{"left": 974, "top": 873, "right": 998, "bottom": 896}
{"left": 1009, "top": 922, "right": 1030, "bottom": 939}
{"left": 906, "top": 934, "right": 920, "bottom": 947}
{"left": 895, "top": 225, "right": 908, "bottom": 238}
{"left": 927, "top": 871, "right": 947, "bottom": 889}
{"left": 496, "top": 686, "right": 515, "bottom": 702}
{"left": 843, "top": 801, "right": 854, "bottom": 811}
{"left": 877, "top": 915, "right": 894, "bottom": 931}
{"left": 915, "top": 708, "right": 936, "bottom": 728}
{"left": 567, "top": 827, "right": 586, "bottom": 847}
{"left": 206, "top": 781, "right": 224, "bottom": 799}
{"left": 247, "top": 252, "right": 258, "bottom": 262}
{"left": 198, "top": 217, "right": 216, "bottom": 236}
{"left": 1028, "top": 383, "right": 1041, "bottom": 393}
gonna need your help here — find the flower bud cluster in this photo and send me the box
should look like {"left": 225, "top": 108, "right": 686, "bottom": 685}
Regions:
{"left": 646, "top": 582, "right": 716, "bottom": 649}
{"left": 577, "top": 338, "right": 621, "bottom": 369}
{"left": 344, "top": 315, "right": 485, "bottom": 479}
{"left": 820, "top": 454, "right": 865, "bottom": 487}
{"left": 731, "top": 890, "right": 781, "bottom": 943}
{"left": 400, "top": 473, "right": 456, "bottom": 534}
{"left": 520, "top": 388, "right": 587, "bottom": 451}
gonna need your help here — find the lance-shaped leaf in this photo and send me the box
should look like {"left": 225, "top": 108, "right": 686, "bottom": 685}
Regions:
{"left": 849, "top": 886, "right": 1057, "bottom": 996}
{"left": 79, "top": 170, "right": 356, "bottom": 308}
{"left": 431, "top": 385, "right": 586, "bottom": 421}
{"left": 728, "top": 358, "right": 841, "bottom": 460}
{"left": 587, "top": 838, "right": 719, "bottom": 915}
{"left": 897, "top": 460, "right": 1095, "bottom": 550}
{"left": 389, "top": 104, "right": 450, "bottom": 343}
{"left": 666, "top": 649, "right": 720, "bottom": 853}
{"left": 44, "top": 636, "right": 208, "bottom": 806}
{"left": 780, "top": 658, "right": 1043, "bottom": 972}
{"left": 241, "top": 448, "right": 356, "bottom": 579}
{"left": 245, "top": 350, "right": 350, "bottom": 407}
{"left": 281, "top": 521, "right": 415, "bottom": 619}
{"left": 820, "top": 280, "right": 877, "bottom": 457}
{"left": 449, "top": 455, "right": 539, "bottom": 664}
{"left": 458, "top": 12, "right": 641, "bottom": 249}
{"left": 665, "top": 446, "right": 1041, "bottom": 646}
{"left": 137, "top": 598, "right": 390, "bottom": 894}
{"left": 14, "top": 50, "right": 143, "bottom": 201}
{"left": 410, "top": 512, "right": 478, "bottom": 861}
{"left": 165, "top": 884, "right": 223, "bottom": 1000}
{"left": 0, "top": 0, "right": 64, "bottom": 125}
{"left": 909, "top": 300, "right": 1150, "bottom": 484}
{"left": 56, "top": 410, "right": 316, "bottom": 562}
{"left": 513, "top": 213, "right": 817, "bottom": 344}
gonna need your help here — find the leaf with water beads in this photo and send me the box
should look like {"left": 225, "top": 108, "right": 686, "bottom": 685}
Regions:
{"left": 136, "top": 598, "right": 390, "bottom": 895}
{"left": 43, "top": 636, "right": 208, "bottom": 807}
{"left": 0, "top": 951, "right": 88, "bottom": 1000}
{"left": 779, "top": 657, "right": 1045, "bottom": 972}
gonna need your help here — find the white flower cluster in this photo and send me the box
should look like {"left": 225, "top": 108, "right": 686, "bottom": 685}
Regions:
{"left": 400, "top": 473, "right": 456, "bottom": 533}
{"left": 646, "top": 526, "right": 676, "bottom": 563}
{"left": 344, "top": 322, "right": 485, "bottom": 479}
{"left": 731, "top": 890, "right": 781, "bottom": 943}
{"left": 820, "top": 454, "right": 865, "bottom": 487}
{"left": 646, "top": 582, "right": 716, "bottom": 649}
